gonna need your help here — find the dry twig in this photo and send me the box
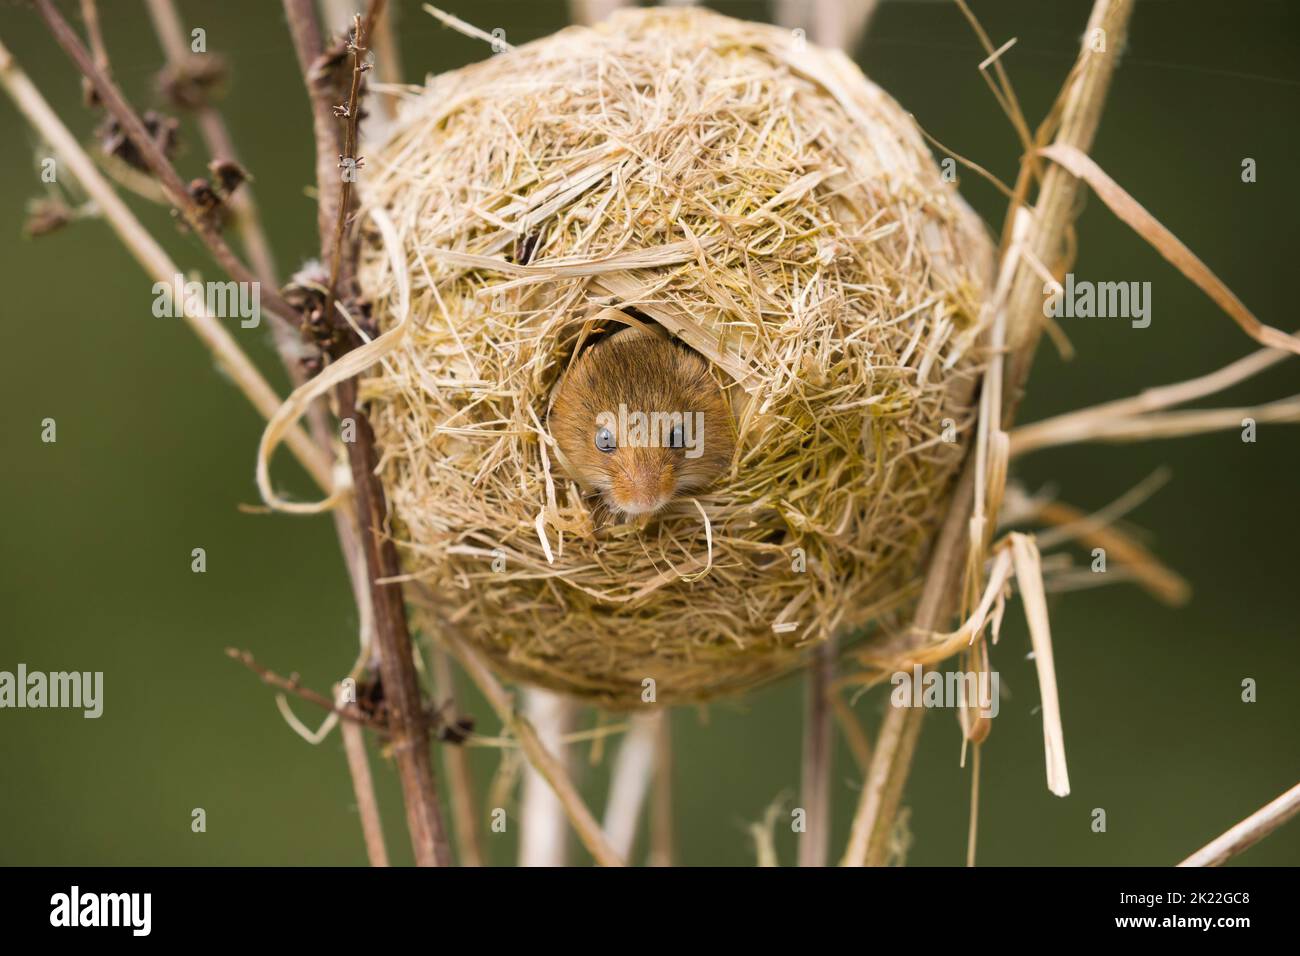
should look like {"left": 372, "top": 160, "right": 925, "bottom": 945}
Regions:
{"left": 225, "top": 647, "right": 387, "bottom": 732}
{"left": 278, "top": 0, "right": 453, "bottom": 867}
{"left": 444, "top": 631, "right": 625, "bottom": 867}
{"left": 338, "top": 711, "right": 391, "bottom": 867}
{"left": 431, "top": 647, "right": 485, "bottom": 866}
{"left": 0, "top": 36, "right": 332, "bottom": 490}
{"left": 1179, "top": 782, "right": 1300, "bottom": 867}
{"left": 35, "top": 0, "right": 301, "bottom": 332}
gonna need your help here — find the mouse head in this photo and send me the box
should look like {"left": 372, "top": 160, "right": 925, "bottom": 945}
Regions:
{"left": 550, "top": 326, "right": 734, "bottom": 517}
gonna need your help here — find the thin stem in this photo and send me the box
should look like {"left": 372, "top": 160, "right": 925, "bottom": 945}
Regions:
{"left": 338, "top": 694, "right": 391, "bottom": 867}
{"left": 34, "top": 0, "right": 300, "bottom": 333}
{"left": 278, "top": 0, "right": 453, "bottom": 868}
{"left": 1002, "top": 0, "right": 1136, "bottom": 380}
{"left": 966, "top": 743, "right": 981, "bottom": 867}
{"left": 0, "top": 35, "right": 333, "bottom": 491}
{"left": 431, "top": 647, "right": 485, "bottom": 866}
{"left": 323, "top": 9, "right": 379, "bottom": 335}
{"left": 143, "top": 3, "right": 389, "bottom": 865}
{"left": 77, "top": 0, "right": 109, "bottom": 104}
{"left": 144, "top": 0, "right": 279, "bottom": 290}
{"left": 648, "top": 712, "right": 675, "bottom": 867}
{"left": 338, "top": 379, "right": 452, "bottom": 867}
{"left": 144, "top": 0, "right": 344, "bottom": 479}
{"left": 144, "top": 0, "right": 187, "bottom": 61}
{"left": 518, "top": 689, "right": 576, "bottom": 866}
{"left": 1179, "top": 781, "right": 1300, "bottom": 867}
{"left": 1031, "top": 497, "right": 1190, "bottom": 608}
{"left": 841, "top": 701, "right": 922, "bottom": 866}
{"left": 1013, "top": 381, "right": 1299, "bottom": 456}
{"left": 369, "top": 0, "right": 403, "bottom": 120}
{"left": 602, "top": 710, "right": 661, "bottom": 862}
{"left": 445, "top": 631, "right": 626, "bottom": 867}
{"left": 226, "top": 648, "right": 386, "bottom": 732}
{"left": 797, "top": 637, "right": 835, "bottom": 867}
{"left": 1012, "top": 334, "right": 1296, "bottom": 461}
{"left": 831, "top": 687, "right": 872, "bottom": 774}
{"left": 282, "top": 0, "right": 344, "bottom": 263}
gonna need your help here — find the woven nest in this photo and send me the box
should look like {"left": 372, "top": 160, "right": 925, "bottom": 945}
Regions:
{"left": 356, "top": 7, "right": 994, "bottom": 708}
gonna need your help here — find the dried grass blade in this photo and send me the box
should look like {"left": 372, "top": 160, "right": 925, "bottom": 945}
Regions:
{"left": 1009, "top": 533, "right": 1070, "bottom": 797}
{"left": 1039, "top": 143, "right": 1300, "bottom": 356}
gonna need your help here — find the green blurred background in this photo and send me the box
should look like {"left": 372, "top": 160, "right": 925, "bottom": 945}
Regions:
{"left": 1, "top": 0, "right": 1296, "bottom": 866}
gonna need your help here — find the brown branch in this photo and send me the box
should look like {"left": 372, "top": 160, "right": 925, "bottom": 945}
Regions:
{"left": 0, "top": 35, "right": 334, "bottom": 490}
{"left": 33, "top": 0, "right": 301, "bottom": 333}
{"left": 142, "top": 0, "right": 371, "bottom": 665}
{"left": 331, "top": 1, "right": 449, "bottom": 868}
{"left": 225, "top": 647, "right": 387, "bottom": 733}
{"left": 144, "top": 0, "right": 279, "bottom": 290}
{"left": 323, "top": 10, "right": 376, "bottom": 335}
{"left": 279, "top": 0, "right": 452, "bottom": 867}
{"left": 15, "top": 0, "right": 444, "bottom": 870}
{"left": 359, "top": 2, "right": 389, "bottom": 74}
{"left": 76, "top": 0, "right": 109, "bottom": 106}
{"left": 338, "top": 380, "right": 452, "bottom": 867}
{"left": 282, "top": 0, "right": 345, "bottom": 264}
{"left": 140, "top": 1, "right": 402, "bottom": 870}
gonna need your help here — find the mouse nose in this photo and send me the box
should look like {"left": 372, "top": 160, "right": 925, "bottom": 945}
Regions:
{"left": 609, "top": 458, "right": 676, "bottom": 515}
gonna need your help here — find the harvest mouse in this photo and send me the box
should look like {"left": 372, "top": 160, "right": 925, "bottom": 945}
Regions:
{"left": 549, "top": 326, "right": 734, "bottom": 517}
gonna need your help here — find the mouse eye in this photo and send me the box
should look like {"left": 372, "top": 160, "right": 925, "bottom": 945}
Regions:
{"left": 668, "top": 424, "right": 685, "bottom": 449}
{"left": 594, "top": 426, "right": 617, "bottom": 453}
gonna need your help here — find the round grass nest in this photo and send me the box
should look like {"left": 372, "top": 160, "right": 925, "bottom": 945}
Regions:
{"left": 356, "top": 7, "right": 994, "bottom": 708}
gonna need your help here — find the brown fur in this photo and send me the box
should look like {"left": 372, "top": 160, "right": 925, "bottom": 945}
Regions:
{"left": 550, "top": 327, "right": 734, "bottom": 516}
